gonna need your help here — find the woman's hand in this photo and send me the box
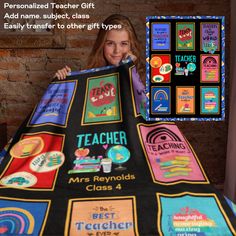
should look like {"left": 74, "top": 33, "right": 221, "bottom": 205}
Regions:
{"left": 120, "top": 51, "right": 137, "bottom": 65}
{"left": 124, "top": 51, "right": 137, "bottom": 62}
{"left": 54, "top": 65, "right": 71, "bottom": 80}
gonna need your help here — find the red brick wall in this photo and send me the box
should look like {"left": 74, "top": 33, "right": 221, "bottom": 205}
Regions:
{"left": 0, "top": 0, "right": 230, "bottom": 187}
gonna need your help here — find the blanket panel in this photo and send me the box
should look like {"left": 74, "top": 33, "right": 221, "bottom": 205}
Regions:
{"left": 0, "top": 62, "right": 235, "bottom": 236}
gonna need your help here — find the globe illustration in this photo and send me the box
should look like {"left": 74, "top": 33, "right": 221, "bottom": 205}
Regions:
{"left": 107, "top": 145, "right": 130, "bottom": 171}
{"left": 187, "top": 62, "right": 196, "bottom": 72}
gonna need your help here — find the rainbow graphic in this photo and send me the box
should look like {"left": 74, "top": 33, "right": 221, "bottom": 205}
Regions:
{"left": 146, "top": 127, "right": 182, "bottom": 144}
{"left": 154, "top": 90, "right": 168, "bottom": 101}
{"left": 205, "top": 102, "right": 217, "bottom": 110}
{"left": 205, "top": 91, "right": 216, "bottom": 99}
{"left": 201, "top": 87, "right": 219, "bottom": 114}
{"left": 0, "top": 207, "right": 35, "bottom": 234}
{"left": 203, "top": 56, "right": 217, "bottom": 65}
{"left": 173, "top": 206, "right": 216, "bottom": 229}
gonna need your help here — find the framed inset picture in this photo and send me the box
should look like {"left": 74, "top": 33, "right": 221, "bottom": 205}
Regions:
{"left": 200, "top": 86, "right": 220, "bottom": 114}
{"left": 176, "top": 22, "right": 195, "bottom": 51}
{"left": 176, "top": 86, "right": 195, "bottom": 115}
{"left": 146, "top": 16, "right": 225, "bottom": 121}
{"left": 151, "top": 22, "right": 171, "bottom": 51}
{"left": 151, "top": 86, "right": 171, "bottom": 115}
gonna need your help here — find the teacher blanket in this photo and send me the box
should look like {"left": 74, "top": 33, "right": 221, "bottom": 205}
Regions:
{"left": 0, "top": 61, "right": 236, "bottom": 236}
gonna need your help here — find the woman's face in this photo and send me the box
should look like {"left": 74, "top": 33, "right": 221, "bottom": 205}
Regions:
{"left": 103, "top": 29, "right": 131, "bottom": 66}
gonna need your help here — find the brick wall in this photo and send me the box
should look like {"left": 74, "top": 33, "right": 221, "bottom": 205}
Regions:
{"left": 0, "top": 0, "right": 230, "bottom": 187}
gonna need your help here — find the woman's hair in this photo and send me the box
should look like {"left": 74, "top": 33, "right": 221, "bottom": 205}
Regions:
{"left": 87, "top": 14, "right": 145, "bottom": 84}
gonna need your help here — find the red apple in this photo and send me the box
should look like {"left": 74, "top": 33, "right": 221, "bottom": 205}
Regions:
{"left": 89, "top": 81, "right": 116, "bottom": 107}
{"left": 74, "top": 148, "right": 90, "bottom": 157}
{"left": 178, "top": 27, "right": 192, "bottom": 41}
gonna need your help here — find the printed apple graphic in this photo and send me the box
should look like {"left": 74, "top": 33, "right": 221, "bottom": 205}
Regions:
{"left": 178, "top": 27, "right": 192, "bottom": 41}
{"left": 89, "top": 81, "right": 116, "bottom": 107}
{"left": 74, "top": 148, "right": 90, "bottom": 157}
{"left": 175, "top": 63, "right": 180, "bottom": 68}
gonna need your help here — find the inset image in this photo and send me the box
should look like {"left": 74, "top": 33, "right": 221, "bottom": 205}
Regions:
{"left": 151, "top": 86, "right": 171, "bottom": 115}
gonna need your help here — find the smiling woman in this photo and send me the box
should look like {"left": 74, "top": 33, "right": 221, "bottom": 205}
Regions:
{"left": 103, "top": 29, "right": 131, "bottom": 66}
{"left": 86, "top": 14, "right": 145, "bottom": 84}
{"left": 55, "top": 14, "right": 145, "bottom": 84}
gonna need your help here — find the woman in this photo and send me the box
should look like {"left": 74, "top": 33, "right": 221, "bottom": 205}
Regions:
{"left": 55, "top": 14, "right": 145, "bottom": 84}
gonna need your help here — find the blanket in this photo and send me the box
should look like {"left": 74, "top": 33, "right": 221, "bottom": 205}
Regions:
{"left": 0, "top": 61, "right": 235, "bottom": 236}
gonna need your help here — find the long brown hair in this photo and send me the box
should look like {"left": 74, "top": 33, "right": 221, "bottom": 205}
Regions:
{"left": 87, "top": 14, "right": 145, "bottom": 84}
